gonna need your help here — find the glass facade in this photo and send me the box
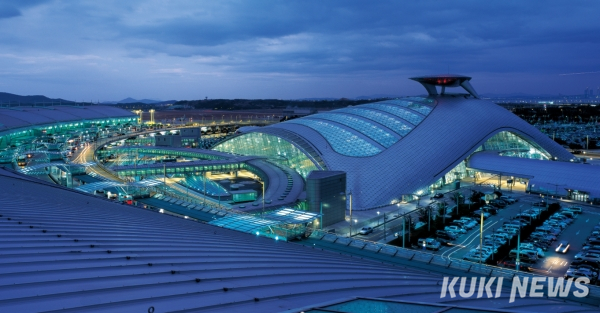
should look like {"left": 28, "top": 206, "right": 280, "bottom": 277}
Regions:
{"left": 482, "top": 131, "right": 550, "bottom": 160}
{"left": 379, "top": 99, "right": 434, "bottom": 115}
{"left": 212, "top": 132, "right": 319, "bottom": 178}
{"left": 306, "top": 112, "right": 398, "bottom": 148}
{"left": 444, "top": 161, "right": 469, "bottom": 184}
{"left": 336, "top": 107, "right": 412, "bottom": 137}
{"left": 428, "top": 131, "right": 549, "bottom": 194}
{"left": 285, "top": 119, "right": 382, "bottom": 157}
{"left": 0, "top": 116, "right": 137, "bottom": 149}
{"left": 404, "top": 96, "right": 436, "bottom": 105}
{"left": 362, "top": 103, "right": 424, "bottom": 125}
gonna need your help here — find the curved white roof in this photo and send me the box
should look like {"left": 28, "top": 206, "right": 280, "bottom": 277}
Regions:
{"left": 215, "top": 83, "right": 574, "bottom": 210}
{"left": 0, "top": 105, "right": 136, "bottom": 132}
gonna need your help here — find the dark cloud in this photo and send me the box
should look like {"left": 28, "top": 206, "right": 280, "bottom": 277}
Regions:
{"left": 0, "top": 5, "right": 21, "bottom": 18}
{"left": 0, "top": 0, "right": 598, "bottom": 99}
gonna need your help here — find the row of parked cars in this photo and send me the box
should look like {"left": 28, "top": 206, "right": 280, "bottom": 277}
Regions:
{"left": 460, "top": 197, "right": 519, "bottom": 263}
{"left": 504, "top": 203, "right": 574, "bottom": 265}
{"left": 565, "top": 207, "right": 600, "bottom": 283}
{"left": 464, "top": 200, "right": 571, "bottom": 266}
{"left": 499, "top": 204, "right": 583, "bottom": 274}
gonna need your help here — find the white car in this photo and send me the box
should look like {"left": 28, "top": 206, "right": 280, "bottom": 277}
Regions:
{"left": 359, "top": 227, "right": 373, "bottom": 235}
{"left": 445, "top": 226, "right": 466, "bottom": 234}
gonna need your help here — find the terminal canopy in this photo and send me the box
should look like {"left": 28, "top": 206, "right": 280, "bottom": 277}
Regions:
{"left": 209, "top": 208, "right": 319, "bottom": 234}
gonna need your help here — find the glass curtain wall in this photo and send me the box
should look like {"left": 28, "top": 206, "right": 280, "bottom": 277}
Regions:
{"left": 213, "top": 132, "right": 319, "bottom": 178}
{"left": 426, "top": 131, "right": 548, "bottom": 193}
{"left": 482, "top": 131, "right": 550, "bottom": 160}
{"left": 443, "top": 161, "right": 468, "bottom": 184}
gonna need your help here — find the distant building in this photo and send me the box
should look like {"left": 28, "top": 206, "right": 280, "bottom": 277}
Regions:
{"left": 155, "top": 127, "right": 201, "bottom": 148}
{"left": 282, "top": 106, "right": 317, "bottom": 116}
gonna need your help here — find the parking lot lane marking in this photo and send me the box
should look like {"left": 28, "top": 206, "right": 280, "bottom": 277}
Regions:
{"left": 547, "top": 265, "right": 553, "bottom": 273}
{"left": 576, "top": 230, "right": 580, "bottom": 235}
{"left": 446, "top": 221, "right": 498, "bottom": 259}
{"left": 586, "top": 218, "right": 589, "bottom": 223}
{"left": 520, "top": 204, "right": 524, "bottom": 207}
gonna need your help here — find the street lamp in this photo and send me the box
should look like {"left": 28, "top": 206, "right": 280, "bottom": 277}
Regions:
{"left": 348, "top": 191, "right": 353, "bottom": 236}
{"left": 377, "top": 211, "right": 381, "bottom": 226}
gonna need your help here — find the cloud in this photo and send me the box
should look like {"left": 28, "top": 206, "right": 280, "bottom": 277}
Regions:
{"left": 152, "top": 68, "right": 185, "bottom": 74}
{"left": 0, "top": 0, "right": 599, "bottom": 99}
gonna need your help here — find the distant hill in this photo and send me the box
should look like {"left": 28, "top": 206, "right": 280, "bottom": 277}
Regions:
{"left": 0, "top": 92, "right": 74, "bottom": 104}
{"left": 102, "top": 98, "right": 176, "bottom": 105}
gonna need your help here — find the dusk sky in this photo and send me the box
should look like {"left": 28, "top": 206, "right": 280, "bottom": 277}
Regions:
{"left": 0, "top": 1, "right": 599, "bottom": 101}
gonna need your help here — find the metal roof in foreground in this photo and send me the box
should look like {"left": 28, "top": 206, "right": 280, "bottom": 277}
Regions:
{"left": 0, "top": 168, "right": 596, "bottom": 312}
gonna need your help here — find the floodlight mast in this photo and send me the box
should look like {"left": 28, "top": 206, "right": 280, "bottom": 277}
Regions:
{"left": 409, "top": 74, "right": 480, "bottom": 98}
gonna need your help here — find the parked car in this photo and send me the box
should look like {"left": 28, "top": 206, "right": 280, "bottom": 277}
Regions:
{"left": 500, "top": 196, "right": 517, "bottom": 204}
{"left": 582, "top": 244, "right": 600, "bottom": 251}
{"left": 537, "top": 226, "right": 561, "bottom": 236}
{"left": 445, "top": 225, "right": 467, "bottom": 234}
{"left": 502, "top": 259, "right": 533, "bottom": 271}
{"left": 508, "top": 249, "right": 538, "bottom": 263}
{"left": 359, "top": 226, "right": 373, "bottom": 235}
{"left": 544, "top": 220, "right": 567, "bottom": 230}
{"left": 436, "top": 230, "right": 456, "bottom": 241}
{"left": 560, "top": 211, "right": 578, "bottom": 219}
{"left": 568, "top": 206, "right": 583, "bottom": 214}
{"left": 433, "top": 193, "right": 444, "bottom": 199}
{"left": 568, "top": 271, "right": 595, "bottom": 283}
{"left": 574, "top": 252, "right": 600, "bottom": 261}
{"left": 490, "top": 200, "right": 506, "bottom": 208}
{"left": 571, "top": 260, "right": 600, "bottom": 269}
{"left": 417, "top": 238, "right": 441, "bottom": 251}
{"left": 473, "top": 210, "right": 491, "bottom": 219}
{"left": 495, "top": 229, "right": 515, "bottom": 240}
{"left": 483, "top": 206, "right": 498, "bottom": 215}
{"left": 464, "top": 252, "right": 489, "bottom": 262}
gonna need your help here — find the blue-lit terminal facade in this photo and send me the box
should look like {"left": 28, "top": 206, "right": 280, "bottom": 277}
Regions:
{"left": 0, "top": 106, "right": 137, "bottom": 149}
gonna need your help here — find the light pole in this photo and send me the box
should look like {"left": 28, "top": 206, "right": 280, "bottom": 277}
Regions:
{"left": 402, "top": 215, "right": 405, "bottom": 248}
{"left": 349, "top": 192, "right": 353, "bottom": 236}
{"left": 516, "top": 227, "right": 521, "bottom": 272}
{"left": 320, "top": 202, "right": 323, "bottom": 230}
{"left": 479, "top": 207, "right": 484, "bottom": 265}
{"left": 377, "top": 211, "right": 381, "bottom": 226}
{"left": 383, "top": 212, "right": 387, "bottom": 241}
{"left": 428, "top": 205, "right": 431, "bottom": 232}
{"left": 262, "top": 179, "right": 265, "bottom": 216}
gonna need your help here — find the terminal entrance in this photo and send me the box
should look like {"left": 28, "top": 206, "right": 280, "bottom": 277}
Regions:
{"left": 568, "top": 190, "right": 589, "bottom": 202}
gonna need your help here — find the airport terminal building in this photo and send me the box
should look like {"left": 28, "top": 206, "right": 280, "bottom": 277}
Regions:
{"left": 214, "top": 75, "right": 600, "bottom": 209}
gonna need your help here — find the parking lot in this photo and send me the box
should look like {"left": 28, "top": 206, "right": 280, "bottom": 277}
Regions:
{"left": 408, "top": 190, "right": 600, "bottom": 284}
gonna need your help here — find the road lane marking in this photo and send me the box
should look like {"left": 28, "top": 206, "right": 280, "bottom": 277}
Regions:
{"left": 576, "top": 230, "right": 580, "bottom": 235}
{"left": 445, "top": 221, "right": 499, "bottom": 259}
{"left": 547, "top": 265, "right": 553, "bottom": 273}
{"left": 586, "top": 218, "right": 589, "bottom": 223}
